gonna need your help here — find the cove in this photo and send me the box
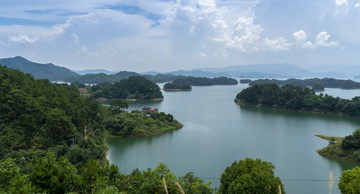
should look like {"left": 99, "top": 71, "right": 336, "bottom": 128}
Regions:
{"left": 107, "top": 84, "right": 360, "bottom": 194}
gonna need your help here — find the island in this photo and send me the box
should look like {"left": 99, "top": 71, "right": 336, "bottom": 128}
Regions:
{"left": 316, "top": 129, "right": 360, "bottom": 164}
{"left": 235, "top": 83, "right": 360, "bottom": 117}
{"left": 240, "top": 78, "right": 360, "bottom": 90}
{"left": 163, "top": 78, "right": 192, "bottom": 91}
{"left": 87, "top": 76, "right": 164, "bottom": 101}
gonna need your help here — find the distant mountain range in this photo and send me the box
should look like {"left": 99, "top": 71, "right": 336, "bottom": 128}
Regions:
{"left": 0, "top": 56, "right": 78, "bottom": 81}
{"left": 74, "top": 69, "right": 117, "bottom": 75}
{"left": 1, "top": 56, "right": 358, "bottom": 83}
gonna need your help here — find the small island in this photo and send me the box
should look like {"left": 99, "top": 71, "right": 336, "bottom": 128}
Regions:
{"left": 163, "top": 78, "right": 192, "bottom": 91}
{"left": 316, "top": 129, "right": 360, "bottom": 164}
{"left": 105, "top": 104, "right": 183, "bottom": 137}
{"left": 235, "top": 83, "right": 360, "bottom": 117}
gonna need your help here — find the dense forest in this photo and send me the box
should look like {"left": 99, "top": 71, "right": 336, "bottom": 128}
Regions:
{"left": 163, "top": 78, "right": 192, "bottom": 91}
{"left": 240, "top": 78, "right": 360, "bottom": 90}
{"left": 0, "top": 65, "right": 106, "bottom": 169}
{"left": 235, "top": 84, "right": 360, "bottom": 116}
{"left": 89, "top": 76, "right": 164, "bottom": 100}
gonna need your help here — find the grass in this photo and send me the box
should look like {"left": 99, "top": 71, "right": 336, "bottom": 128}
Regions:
{"left": 316, "top": 134, "right": 360, "bottom": 164}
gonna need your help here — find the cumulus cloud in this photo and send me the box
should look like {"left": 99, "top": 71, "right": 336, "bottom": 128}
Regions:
{"left": 214, "top": 17, "right": 264, "bottom": 52}
{"left": 315, "top": 31, "right": 339, "bottom": 47}
{"left": 355, "top": 3, "right": 360, "bottom": 8}
{"left": 292, "top": 30, "right": 339, "bottom": 49}
{"left": 263, "top": 37, "right": 291, "bottom": 51}
{"left": 293, "top": 30, "right": 308, "bottom": 42}
{"left": 8, "top": 34, "right": 39, "bottom": 43}
{"left": 335, "top": 0, "right": 348, "bottom": 6}
{"left": 303, "top": 41, "right": 316, "bottom": 49}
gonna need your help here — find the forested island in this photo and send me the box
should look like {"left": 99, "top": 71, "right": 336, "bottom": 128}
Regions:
{"left": 316, "top": 129, "right": 360, "bottom": 164}
{"left": 87, "top": 76, "right": 164, "bottom": 101}
{"left": 235, "top": 84, "right": 360, "bottom": 116}
{"left": 163, "top": 78, "right": 192, "bottom": 91}
{"left": 240, "top": 78, "right": 360, "bottom": 90}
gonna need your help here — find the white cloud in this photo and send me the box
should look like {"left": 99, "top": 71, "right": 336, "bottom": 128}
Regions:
{"left": 263, "top": 37, "right": 291, "bottom": 51}
{"left": 199, "top": 52, "right": 208, "bottom": 57}
{"left": 303, "top": 41, "right": 316, "bottom": 49}
{"left": 355, "top": 3, "right": 360, "bottom": 8}
{"left": 293, "top": 30, "right": 308, "bottom": 42}
{"left": 214, "top": 17, "right": 263, "bottom": 52}
{"left": 8, "top": 34, "right": 39, "bottom": 43}
{"left": 71, "top": 33, "right": 80, "bottom": 45}
{"left": 315, "top": 31, "right": 339, "bottom": 47}
{"left": 335, "top": 0, "right": 348, "bottom": 6}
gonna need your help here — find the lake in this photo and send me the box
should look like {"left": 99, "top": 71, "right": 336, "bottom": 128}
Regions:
{"left": 107, "top": 84, "right": 360, "bottom": 193}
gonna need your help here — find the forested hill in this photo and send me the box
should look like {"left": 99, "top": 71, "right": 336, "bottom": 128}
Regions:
{"left": 235, "top": 84, "right": 360, "bottom": 116}
{"left": 65, "top": 71, "right": 139, "bottom": 84}
{"left": 89, "top": 76, "right": 164, "bottom": 100}
{"left": 0, "top": 56, "right": 78, "bottom": 81}
{"left": 0, "top": 65, "right": 106, "bottom": 166}
{"left": 241, "top": 78, "right": 360, "bottom": 90}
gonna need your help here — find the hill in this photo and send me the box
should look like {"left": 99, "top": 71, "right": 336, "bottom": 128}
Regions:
{"left": 0, "top": 56, "right": 78, "bottom": 81}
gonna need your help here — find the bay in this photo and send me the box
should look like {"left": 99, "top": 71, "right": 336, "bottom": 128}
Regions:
{"left": 107, "top": 84, "right": 360, "bottom": 193}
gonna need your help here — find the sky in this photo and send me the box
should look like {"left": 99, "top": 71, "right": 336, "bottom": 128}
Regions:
{"left": 0, "top": 0, "right": 360, "bottom": 72}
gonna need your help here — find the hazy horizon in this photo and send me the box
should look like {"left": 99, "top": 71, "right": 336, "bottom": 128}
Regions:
{"left": 1, "top": 0, "right": 359, "bottom": 72}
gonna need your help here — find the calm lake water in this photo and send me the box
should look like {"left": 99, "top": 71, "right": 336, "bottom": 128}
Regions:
{"left": 107, "top": 84, "right": 360, "bottom": 193}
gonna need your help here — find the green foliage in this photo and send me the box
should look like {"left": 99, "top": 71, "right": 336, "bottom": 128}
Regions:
{"left": 248, "top": 78, "right": 360, "bottom": 89}
{"left": 90, "top": 76, "right": 163, "bottom": 100}
{"left": 66, "top": 71, "right": 140, "bottom": 84}
{"left": 220, "top": 158, "right": 284, "bottom": 194}
{"left": 342, "top": 129, "right": 360, "bottom": 149}
{"left": 105, "top": 111, "right": 182, "bottom": 137}
{"left": 0, "top": 65, "right": 106, "bottom": 168}
{"left": 110, "top": 99, "right": 129, "bottom": 113}
{"left": 236, "top": 84, "right": 360, "bottom": 116}
{"left": 164, "top": 78, "right": 192, "bottom": 90}
{"left": 0, "top": 158, "right": 33, "bottom": 193}
{"left": 338, "top": 166, "right": 360, "bottom": 193}
{"left": 1, "top": 156, "right": 212, "bottom": 194}
{"left": 29, "top": 152, "right": 80, "bottom": 193}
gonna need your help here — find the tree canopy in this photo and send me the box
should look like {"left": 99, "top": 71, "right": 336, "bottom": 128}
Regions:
{"left": 235, "top": 84, "right": 360, "bottom": 116}
{"left": 220, "top": 158, "right": 284, "bottom": 194}
{"left": 339, "top": 166, "right": 360, "bottom": 193}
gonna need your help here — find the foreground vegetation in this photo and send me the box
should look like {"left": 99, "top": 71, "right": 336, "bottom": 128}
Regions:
{"left": 235, "top": 84, "right": 360, "bottom": 116}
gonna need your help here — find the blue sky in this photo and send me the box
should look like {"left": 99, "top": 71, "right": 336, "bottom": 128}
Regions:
{"left": 0, "top": 0, "right": 359, "bottom": 72}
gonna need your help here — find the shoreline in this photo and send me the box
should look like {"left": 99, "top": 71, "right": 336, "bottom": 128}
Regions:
{"left": 163, "top": 88, "right": 192, "bottom": 92}
{"left": 315, "top": 135, "right": 360, "bottom": 165}
{"left": 234, "top": 99, "right": 354, "bottom": 118}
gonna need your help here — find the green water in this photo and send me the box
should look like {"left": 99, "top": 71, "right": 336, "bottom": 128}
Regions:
{"left": 107, "top": 84, "right": 360, "bottom": 193}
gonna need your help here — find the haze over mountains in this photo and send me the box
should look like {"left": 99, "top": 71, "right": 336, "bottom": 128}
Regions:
{"left": 0, "top": 56, "right": 78, "bottom": 81}
{"left": 0, "top": 56, "right": 359, "bottom": 82}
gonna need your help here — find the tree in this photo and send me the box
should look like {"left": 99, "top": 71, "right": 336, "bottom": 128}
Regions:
{"left": 110, "top": 99, "right": 128, "bottom": 113}
{"left": 338, "top": 166, "right": 360, "bottom": 193}
{"left": 220, "top": 158, "right": 284, "bottom": 194}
